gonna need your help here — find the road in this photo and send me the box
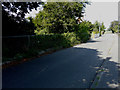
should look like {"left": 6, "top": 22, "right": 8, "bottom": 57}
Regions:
{"left": 3, "top": 33, "right": 119, "bottom": 88}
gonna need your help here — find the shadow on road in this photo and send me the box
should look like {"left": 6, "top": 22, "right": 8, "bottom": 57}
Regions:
{"left": 87, "top": 40, "right": 100, "bottom": 43}
{"left": 93, "top": 57, "right": 119, "bottom": 88}
{"left": 2, "top": 46, "right": 119, "bottom": 88}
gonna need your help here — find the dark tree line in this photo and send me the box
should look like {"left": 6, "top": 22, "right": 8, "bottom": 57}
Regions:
{"left": 2, "top": 2, "right": 43, "bottom": 36}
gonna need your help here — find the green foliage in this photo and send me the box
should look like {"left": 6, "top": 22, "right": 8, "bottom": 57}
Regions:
{"left": 2, "top": 35, "right": 68, "bottom": 62}
{"left": 108, "top": 21, "right": 119, "bottom": 33}
{"left": 62, "top": 32, "right": 80, "bottom": 45}
{"left": 14, "top": 53, "right": 24, "bottom": 60}
{"left": 94, "top": 21, "right": 100, "bottom": 30}
{"left": 100, "top": 22, "right": 106, "bottom": 31}
{"left": 30, "top": 33, "right": 80, "bottom": 50}
{"left": 2, "top": 2, "right": 43, "bottom": 22}
{"left": 3, "top": 1, "right": 94, "bottom": 63}
{"left": 93, "top": 28, "right": 99, "bottom": 34}
{"left": 100, "top": 22, "right": 106, "bottom": 36}
{"left": 3, "top": 33, "right": 82, "bottom": 62}
{"left": 2, "top": 2, "right": 44, "bottom": 36}
{"left": 33, "top": 2, "right": 89, "bottom": 34}
{"left": 92, "top": 21, "right": 106, "bottom": 35}
{"left": 74, "top": 21, "right": 91, "bottom": 43}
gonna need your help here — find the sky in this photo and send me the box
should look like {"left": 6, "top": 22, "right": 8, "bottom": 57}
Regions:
{"left": 25, "top": 0, "right": 119, "bottom": 29}
{"left": 25, "top": 5, "right": 43, "bottom": 18}
{"left": 84, "top": 2, "right": 118, "bottom": 29}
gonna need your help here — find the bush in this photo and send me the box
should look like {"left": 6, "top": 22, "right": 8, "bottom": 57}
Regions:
{"left": 73, "top": 23, "right": 91, "bottom": 43}
{"left": 62, "top": 32, "right": 80, "bottom": 45}
{"left": 30, "top": 34, "right": 71, "bottom": 50}
{"left": 3, "top": 28, "right": 91, "bottom": 62}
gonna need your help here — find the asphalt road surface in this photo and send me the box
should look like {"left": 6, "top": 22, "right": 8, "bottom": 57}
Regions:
{"left": 3, "top": 33, "right": 119, "bottom": 88}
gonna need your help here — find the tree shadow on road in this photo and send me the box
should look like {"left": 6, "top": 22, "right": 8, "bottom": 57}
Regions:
{"left": 2, "top": 47, "right": 119, "bottom": 88}
{"left": 72, "top": 46, "right": 120, "bottom": 88}
{"left": 87, "top": 40, "right": 100, "bottom": 43}
{"left": 93, "top": 57, "right": 120, "bottom": 88}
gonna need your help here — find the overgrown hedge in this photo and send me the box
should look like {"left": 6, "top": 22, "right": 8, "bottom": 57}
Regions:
{"left": 3, "top": 33, "right": 81, "bottom": 62}
{"left": 3, "top": 25, "right": 91, "bottom": 62}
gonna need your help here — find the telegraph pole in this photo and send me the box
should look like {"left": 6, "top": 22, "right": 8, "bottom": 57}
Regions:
{"left": 118, "top": 2, "right": 120, "bottom": 89}
{"left": 99, "top": 23, "right": 101, "bottom": 36}
{"left": 119, "top": 1, "right": 120, "bottom": 33}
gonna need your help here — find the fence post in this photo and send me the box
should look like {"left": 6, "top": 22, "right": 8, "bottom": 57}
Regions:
{"left": 28, "top": 35, "right": 30, "bottom": 49}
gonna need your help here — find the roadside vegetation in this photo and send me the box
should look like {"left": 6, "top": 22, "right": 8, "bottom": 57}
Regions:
{"left": 107, "top": 21, "right": 120, "bottom": 33}
{"left": 2, "top": 2, "right": 106, "bottom": 63}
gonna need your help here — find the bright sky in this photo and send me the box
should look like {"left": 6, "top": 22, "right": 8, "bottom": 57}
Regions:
{"left": 25, "top": 0, "right": 119, "bottom": 29}
{"left": 25, "top": 5, "right": 43, "bottom": 18}
{"left": 84, "top": 1, "right": 118, "bottom": 29}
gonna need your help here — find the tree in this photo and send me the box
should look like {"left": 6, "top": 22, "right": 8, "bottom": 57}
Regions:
{"left": 108, "top": 21, "right": 119, "bottom": 33}
{"left": 86, "top": 21, "right": 94, "bottom": 33}
{"left": 2, "top": 2, "right": 43, "bottom": 36}
{"left": 2, "top": 10, "right": 36, "bottom": 36}
{"left": 94, "top": 21, "right": 100, "bottom": 31}
{"left": 93, "top": 21, "right": 106, "bottom": 35}
{"left": 100, "top": 22, "right": 106, "bottom": 36}
{"left": 74, "top": 21, "right": 93, "bottom": 42}
{"left": 2, "top": 2, "right": 43, "bottom": 22}
{"left": 33, "top": 2, "right": 90, "bottom": 34}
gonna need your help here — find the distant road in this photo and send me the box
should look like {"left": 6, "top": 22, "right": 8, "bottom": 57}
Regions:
{"left": 3, "top": 33, "right": 119, "bottom": 88}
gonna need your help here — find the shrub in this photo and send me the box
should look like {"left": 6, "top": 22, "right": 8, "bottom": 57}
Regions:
{"left": 62, "top": 32, "right": 80, "bottom": 45}
{"left": 29, "top": 34, "right": 73, "bottom": 52}
{"left": 73, "top": 22, "right": 91, "bottom": 43}
{"left": 3, "top": 29, "right": 90, "bottom": 62}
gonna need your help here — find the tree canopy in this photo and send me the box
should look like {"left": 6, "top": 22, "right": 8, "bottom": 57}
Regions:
{"left": 92, "top": 21, "right": 106, "bottom": 35}
{"left": 2, "top": 2, "right": 43, "bottom": 36}
{"left": 108, "top": 21, "right": 119, "bottom": 33}
{"left": 2, "top": 2, "right": 43, "bottom": 22}
{"left": 33, "top": 2, "right": 90, "bottom": 34}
